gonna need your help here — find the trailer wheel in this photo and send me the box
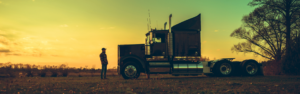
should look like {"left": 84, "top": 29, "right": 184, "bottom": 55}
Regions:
{"left": 213, "top": 61, "right": 233, "bottom": 76}
{"left": 241, "top": 60, "right": 259, "bottom": 76}
{"left": 121, "top": 61, "right": 140, "bottom": 79}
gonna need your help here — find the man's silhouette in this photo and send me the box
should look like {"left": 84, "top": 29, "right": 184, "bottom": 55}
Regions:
{"left": 100, "top": 48, "right": 108, "bottom": 79}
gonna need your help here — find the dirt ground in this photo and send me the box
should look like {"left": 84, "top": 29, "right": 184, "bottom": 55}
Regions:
{"left": 0, "top": 74, "right": 300, "bottom": 94}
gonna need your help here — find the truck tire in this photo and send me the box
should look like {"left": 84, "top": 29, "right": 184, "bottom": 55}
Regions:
{"left": 213, "top": 61, "right": 233, "bottom": 77}
{"left": 121, "top": 61, "right": 140, "bottom": 79}
{"left": 241, "top": 60, "right": 259, "bottom": 76}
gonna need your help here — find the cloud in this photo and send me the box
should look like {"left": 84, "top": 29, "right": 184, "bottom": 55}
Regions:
{"left": 0, "top": 32, "right": 48, "bottom": 57}
{"left": 214, "top": 30, "right": 219, "bottom": 32}
{"left": 0, "top": 36, "right": 10, "bottom": 45}
{"left": 0, "top": 35, "right": 18, "bottom": 55}
{"left": 5, "top": 53, "right": 21, "bottom": 56}
{"left": 0, "top": 49, "right": 10, "bottom": 53}
{"left": 0, "top": 29, "right": 19, "bottom": 44}
{"left": 0, "top": 28, "right": 66, "bottom": 57}
{"left": 60, "top": 24, "right": 68, "bottom": 27}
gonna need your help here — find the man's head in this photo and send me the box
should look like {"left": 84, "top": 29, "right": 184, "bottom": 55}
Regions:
{"left": 102, "top": 48, "right": 106, "bottom": 53}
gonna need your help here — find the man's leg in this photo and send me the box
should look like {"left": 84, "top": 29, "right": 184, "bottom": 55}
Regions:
{"left": 104, "top": 64, "right": 107, "bottom": 78}
{"left": 101, "top": 65, "right": 104, "bottom": 79}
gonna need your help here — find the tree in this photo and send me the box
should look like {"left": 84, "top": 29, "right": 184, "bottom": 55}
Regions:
{"left": 59, "top": 64, "right": 69, "bottom": 77}
{"left": 244, "top": 0, "right": 300, "bottom": 75}
{"left": 90, "top": 65, "right": 96, "bottom": 77}
{"left": 231, "top": 5, "right": 286, "bottom": 62}
{"left": 249, "top": 0, "right": 300, "bottom": 56}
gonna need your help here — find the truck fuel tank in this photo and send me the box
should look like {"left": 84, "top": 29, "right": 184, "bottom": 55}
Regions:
{"left": 173, "top": 62, "right": 203, "bottom": 73}
{"left": 149, "top": 62, "right": 171, "bottom": 73}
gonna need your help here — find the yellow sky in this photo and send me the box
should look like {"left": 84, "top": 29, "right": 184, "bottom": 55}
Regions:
{"left": 0, "top": 0, "right": 266, "bottom": 69}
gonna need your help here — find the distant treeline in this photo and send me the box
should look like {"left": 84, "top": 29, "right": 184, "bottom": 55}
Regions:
{"left": 0, "top": 62, "right": 117, "bottom": 77}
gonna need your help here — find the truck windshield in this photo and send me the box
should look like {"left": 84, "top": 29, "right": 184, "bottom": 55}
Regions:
{"left": 153, "top": 37, "right": 161, "bottom": 43}
{"left": 145, "top": 33, "right": 151, "bottom": 55}
{"left": 153, "top": 33, "right": 165, "bottom": 43}
{"left": 146, "top": 35, "right": 150, "bottom": 45}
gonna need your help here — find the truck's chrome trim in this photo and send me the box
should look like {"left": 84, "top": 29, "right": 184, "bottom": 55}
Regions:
{"left": 178, "top": 64, "right": 187, "bottom": 69}
{"left": 173, "top": 56, "right": 201, "bottom": 61}
{"left": 146, "top": 56, "right": 168, "bottom": 61}
{"left": 124, "top": 65, "right": 137, "bottom": 78}
{"left": 173, "top": 62, "right": 203, "bottom": 69}
{"left": 173, "top": 62, "right": 204, "bottom": 73}
{"left": 189, "top": 64, "right": 198, "bottom": 68}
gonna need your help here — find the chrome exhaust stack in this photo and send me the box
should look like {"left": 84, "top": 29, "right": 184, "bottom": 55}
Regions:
{"left": 164, "top": 22, "right": 167, "bottom": 30}
{"left": 168, "top": 14, "right": 173, "bottom": 59}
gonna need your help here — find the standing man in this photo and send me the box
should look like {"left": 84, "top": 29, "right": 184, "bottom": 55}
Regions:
{"left": 100, "top": 48, "right": 108, "bottom": 79}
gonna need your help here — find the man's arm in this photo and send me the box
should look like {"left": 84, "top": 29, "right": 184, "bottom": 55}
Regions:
{"left": 104, "top": 54, "right": 108, "bottom": 64}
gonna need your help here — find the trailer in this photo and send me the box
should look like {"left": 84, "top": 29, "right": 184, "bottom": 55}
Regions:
{"left": 117, "top": 14, "right": 263, "bottom": 79}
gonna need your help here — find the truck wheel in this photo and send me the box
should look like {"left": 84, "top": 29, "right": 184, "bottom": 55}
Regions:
{"left": 241, "top": 60, "right": 259, "bottom": 76}
{"left": 121, "top": 62, "right": 140, "bottom": 79}
{"left": 213, "top": 61, "right": 233, "bottom": 76}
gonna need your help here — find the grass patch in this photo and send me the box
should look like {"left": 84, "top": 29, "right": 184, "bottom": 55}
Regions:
{"left": 0, "top": 75, "right": 300, "bottom": 94}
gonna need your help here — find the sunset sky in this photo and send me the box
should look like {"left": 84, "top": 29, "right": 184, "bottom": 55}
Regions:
{"left": 0, "top": 0, "right": 265, "bottom": 69}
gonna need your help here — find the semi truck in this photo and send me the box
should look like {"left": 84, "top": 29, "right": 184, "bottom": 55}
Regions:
{"left": 117, "top": 14, "right": 263, "bottom": 79}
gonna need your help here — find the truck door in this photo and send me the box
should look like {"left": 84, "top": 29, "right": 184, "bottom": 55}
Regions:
{"left": 148, "top": 32, "right": 170, "bottom": 73}
{"left": 151, "top": 32, "right": 167, "bottom": 59}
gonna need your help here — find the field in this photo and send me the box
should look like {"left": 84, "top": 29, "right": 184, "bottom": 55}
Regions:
{"left": 1, "top": 74, "right": 300, "bottom": 94}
